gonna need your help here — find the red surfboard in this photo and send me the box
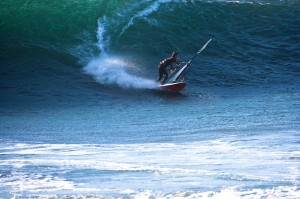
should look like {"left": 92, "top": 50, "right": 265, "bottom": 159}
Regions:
{"left": 160, "top": 82, "right": 186, "bottom": 92}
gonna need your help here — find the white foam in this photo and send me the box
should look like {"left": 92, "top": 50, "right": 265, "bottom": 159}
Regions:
{"left": 84, "top": 54, "right": 158, "bottom": 89}
{"left": 1, "top": 171, "right": 74, "bottom": 193}
{"left": 1, "top": 141, "right": 299, "bottom": 197}
{"left": 123, "top": 186, "right": 300, "bottom": 199}
{"left": 83, "top": 15, "right": 159, "bottom": 90}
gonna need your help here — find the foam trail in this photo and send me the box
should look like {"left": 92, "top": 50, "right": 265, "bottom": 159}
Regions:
{"left": 84, "top": 17, "right": 158, "bottom": 89}
{"left": 84, "top": 54, "right": 158, "bottom": 89}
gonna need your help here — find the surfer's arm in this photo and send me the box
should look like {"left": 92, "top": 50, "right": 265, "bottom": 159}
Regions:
{"left": 170, "top": 64, "right": 176, "bottom": 72}
{"left": 176, "top": 61, "right": 185, "bottom": 67}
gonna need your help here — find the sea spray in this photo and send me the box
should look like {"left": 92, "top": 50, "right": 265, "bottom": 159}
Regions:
{"left": 120, "top": 0, "right": 173, "bottom": 36}
{"left": 84, "top": 54, "right": 158, "bottom": 89}
{"left": 83, "top": 16, "right": 158, "bottom": 90}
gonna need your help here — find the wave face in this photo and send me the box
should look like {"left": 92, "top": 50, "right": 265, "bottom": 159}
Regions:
{"left": 1, "top": 0, "right": 299, "bottom": 89}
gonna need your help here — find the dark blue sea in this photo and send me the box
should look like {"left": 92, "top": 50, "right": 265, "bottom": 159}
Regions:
{"left": 1, "top": 0, "right": 299, "bottom": 198}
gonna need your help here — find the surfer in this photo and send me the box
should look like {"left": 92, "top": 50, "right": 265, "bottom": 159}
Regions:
{"left": 157, "top": 52, "right": 185, "bottom": 84}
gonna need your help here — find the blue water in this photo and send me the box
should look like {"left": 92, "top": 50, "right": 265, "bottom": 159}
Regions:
{"left": 1, "top": 0, "right": 300, "bottom": 198}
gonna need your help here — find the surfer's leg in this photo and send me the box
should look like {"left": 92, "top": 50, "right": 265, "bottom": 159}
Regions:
{"left": 162, "top": 69, "right": 168, "bottom": 84}
{"left": 157, "top": 67, "right": 164, "bottom": 82}
{"left": 157, "top": 75, "right": 161, "bottom": 82}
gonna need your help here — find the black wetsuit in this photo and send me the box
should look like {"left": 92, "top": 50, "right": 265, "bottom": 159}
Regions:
{"left": 157, "top": 57, "right": 177, "bottom": 83}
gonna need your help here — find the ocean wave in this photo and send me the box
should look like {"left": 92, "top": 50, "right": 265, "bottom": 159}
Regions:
{"left": 1, "top": 0, "right": 299, "bottom": 89}
{"left": 124, "top": 187, "right": 300, "bottom": 199}
{"left": 1, "top": 140, "right": 299, "bottom": 197}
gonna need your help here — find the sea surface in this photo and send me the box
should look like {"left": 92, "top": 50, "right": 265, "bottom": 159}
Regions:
{"left": 0, "top": 0, "right": 299, "bottom": 198}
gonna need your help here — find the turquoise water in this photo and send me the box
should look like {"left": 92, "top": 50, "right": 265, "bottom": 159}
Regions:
{"left": 0, "top": 0, "right": 299, "bottom": 198}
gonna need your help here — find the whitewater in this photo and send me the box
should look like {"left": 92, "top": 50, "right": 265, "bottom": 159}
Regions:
{"left": 83, "top": 11, "right": 161, "bottom": 90}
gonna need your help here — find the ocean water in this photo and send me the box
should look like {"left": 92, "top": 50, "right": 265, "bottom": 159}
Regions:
{"left": 0, "top": 0, "right": 299, "bottom": 198}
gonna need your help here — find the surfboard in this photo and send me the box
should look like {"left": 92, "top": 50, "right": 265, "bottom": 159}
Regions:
{"left": 160, "top": 82, "right": 186, "bottom": 92}
{"left": 158, "top": 38, "right": 212, "bottom": 92}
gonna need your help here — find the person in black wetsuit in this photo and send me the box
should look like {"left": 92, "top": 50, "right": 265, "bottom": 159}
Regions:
{"left": 157, "top": 52, "right": 184, "bottom": 84}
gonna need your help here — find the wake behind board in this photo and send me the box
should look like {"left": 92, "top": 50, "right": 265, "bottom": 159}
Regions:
{"left": 160, "top": 82, "right": 186, "bottom": 92}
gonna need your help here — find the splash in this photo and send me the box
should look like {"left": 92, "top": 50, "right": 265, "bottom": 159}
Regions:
{"left": 84, "top": 17, "right": 158, "bottom": 90}
{"left": 84, "top": 54, "right": 158, "bottom": 89}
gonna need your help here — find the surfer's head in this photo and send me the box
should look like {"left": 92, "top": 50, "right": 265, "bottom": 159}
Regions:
{"left": 171, "top": 51, "right": 178, "bottom": 58}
